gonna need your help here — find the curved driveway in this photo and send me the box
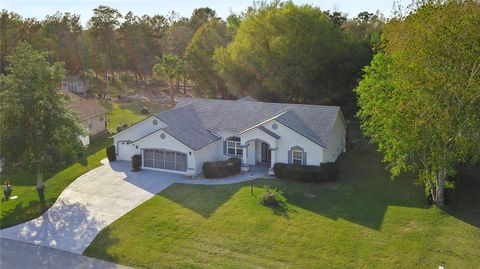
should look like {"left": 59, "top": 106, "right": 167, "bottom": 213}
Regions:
{"left": 0, "top": 159, "right": 264, "bottom": 254}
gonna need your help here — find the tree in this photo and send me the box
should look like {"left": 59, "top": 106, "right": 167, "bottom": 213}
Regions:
{"left": 185, "top": 20, "right": 230, "bottom": 98}
{"left": 0, "top": 43, "right": 84, "bottom": 203}
{"left": 190, "top": 7, "right": 219, "bottom": 32}
{"left": 355, "top": 0, "right": 480, "bottom": 207}
{"left": 153, "top": 53, "right": 186, "bottom": 105}
{"left": 88, "top": 5, "right": 122, "bottom": 81}
{"left": 40, "top": 12, "right": 83, "bottom": 73}
{"left": 1, "top": 10, "right": 23, "bottom": 74}
{"left": 213, "top": 2, "right": 356, "bottom": 104}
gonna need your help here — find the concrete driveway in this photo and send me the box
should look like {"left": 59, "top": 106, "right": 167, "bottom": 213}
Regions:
{"left": 0, "top": 159, "right": 183, "bottom": 254}
{"left": 0, "top": 159, "right": 266, "bottom": 254}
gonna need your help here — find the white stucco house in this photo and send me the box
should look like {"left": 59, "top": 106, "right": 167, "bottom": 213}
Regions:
{"left": 112, "top": 97, "right": 347, "bottom": 177}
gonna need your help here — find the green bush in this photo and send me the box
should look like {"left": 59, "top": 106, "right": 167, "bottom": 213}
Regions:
{"left": 203, "top": 157, "right": 241, "bottom": 178}
{"left": 131, "top": 154, "right": 142, "bottom": 172}
{"left": 106, "top": 145, "right": 116, "bottom": 162}
{"left": 273, "top": 162, "right": 339, "bottom": 183}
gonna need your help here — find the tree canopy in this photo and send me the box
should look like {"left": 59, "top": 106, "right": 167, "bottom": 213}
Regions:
{"left": 185, "top": 20, "right": 230, "bottom": 98}
{"left": 355, "top": 0, "right": 480, "bottom": 206}
{"left": 0, "top": 42, "right": 84, "bottom": 201}
{"left": 214, "top": 2, "right": 376, "bottom": 106}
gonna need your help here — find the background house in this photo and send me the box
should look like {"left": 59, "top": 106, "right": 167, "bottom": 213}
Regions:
{"left": 62, "top": 89, "right": 108, "bottom": 146}
{"left": 61, "top": 75, "right": 89, "bottom": 96}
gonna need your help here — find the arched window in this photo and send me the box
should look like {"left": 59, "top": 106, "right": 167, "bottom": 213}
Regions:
{"left": 226, "top": 137, "right": 243, "bottom": 156}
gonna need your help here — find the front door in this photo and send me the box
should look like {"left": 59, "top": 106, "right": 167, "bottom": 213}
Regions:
{"left": 261, "top": 142, "right": 271, "bottom": 163}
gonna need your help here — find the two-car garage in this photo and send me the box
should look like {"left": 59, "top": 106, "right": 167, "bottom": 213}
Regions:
{"left": 142, "top": 149, "right": 187, "bottom": 172}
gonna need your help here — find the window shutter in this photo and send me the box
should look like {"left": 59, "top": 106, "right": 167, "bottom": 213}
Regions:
{"left": 303, "top": 152, "right": 307, "bottom": 165}
{"left": 223, "top": 141, "right": 227, "bottom": 155}
{"left": 288, "top": 150, "right": 292, "bottom": 164}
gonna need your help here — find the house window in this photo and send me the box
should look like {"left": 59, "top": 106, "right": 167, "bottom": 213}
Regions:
{"left": 292, "top": 150, "right": 303, "bottom": 165}
{"left": 227, "top": 137, "right": 243, "bottom": 156}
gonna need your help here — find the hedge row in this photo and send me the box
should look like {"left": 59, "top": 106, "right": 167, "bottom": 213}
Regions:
{"left": 273, "top": 162, "right": 339, "bottom": 183}
{"left": 203, "top": 158, "right": 241, "bottom": 178}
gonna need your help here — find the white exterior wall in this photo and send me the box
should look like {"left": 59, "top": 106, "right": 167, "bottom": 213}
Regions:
{"left": 194, "top": 141, "right": 220, "bottom": 175}
{"left": 134, "top": 129, "right": 196, "bottom": 176}
{"left": 261, "top": 120, "right": 325, "bottom": 165}
{"left": 113, "top": 116, "right": 166, "bottom": 159}
{"left": 84, "top": 114, "right": 107, "bottom": 136}
{"left": 324, "top": 112, "right": 347, "bottom": 163}
{"left": 239, "top": 127, "right": 278, "bottom": 165}
{"left": 114, "top": 116, "right": 166, "bottom": 142}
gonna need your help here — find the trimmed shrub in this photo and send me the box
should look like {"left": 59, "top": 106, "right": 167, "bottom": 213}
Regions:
{"left": 106, "top": 145, "right": 116, "bottom": 162}
{"left": 273, "top": 162, "right": 339, "bottom": 183}
{"left": 203, "top": 157, "right": 241, "bottom": 178}
{"left": 323, "top": 162, "right": 339, "bottom": 180}
{"left": 131, "top": 154, "right": 142, "bottom": 172}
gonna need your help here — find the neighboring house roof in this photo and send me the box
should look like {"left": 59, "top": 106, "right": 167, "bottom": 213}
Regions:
{"left": 61, "top": 89, "right": 108, "bottom": 120}
{"left": 237, "top": 96, "right": 258, "bottom": 102}
{"left": 169, "top": 97, "right": 341, "bottom": 149}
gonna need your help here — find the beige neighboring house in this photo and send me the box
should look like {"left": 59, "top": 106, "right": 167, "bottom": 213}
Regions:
{"left": 62, "top": 89, "right": 108, "bottom": 146}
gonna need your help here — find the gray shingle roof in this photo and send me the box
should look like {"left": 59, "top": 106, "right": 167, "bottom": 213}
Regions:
{"left": 155, "top": 104, "right": 220, "bottom": 150}
{"left": 170, "top": 97, "right": 341, "bottom": 149}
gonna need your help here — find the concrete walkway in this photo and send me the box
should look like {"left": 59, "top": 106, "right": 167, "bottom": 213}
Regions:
{"left": 0, "top": 238, "right": 130, "bottom": 269}
{"left": 0, "top": 159, "right": 267, "bottom": 254}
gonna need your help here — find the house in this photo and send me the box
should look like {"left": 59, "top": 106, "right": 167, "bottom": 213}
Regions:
{"left": 62, "top": 75, "right": 89, "bottom": 95}
{"left": 112, "top": 97, "right": 347, "bottom": 177}
{"left": 62, "top": 89, "right": 108, "bottom": 146}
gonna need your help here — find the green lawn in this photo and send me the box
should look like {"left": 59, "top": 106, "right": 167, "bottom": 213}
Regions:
{"left": 84, "top": 137, "right": 480, "bottom": 268}
{"left": 101, "top": 100, "right": 171, "bottom": 133}
{"left": 0, "top": 135, "right": 112, "bottom": 229}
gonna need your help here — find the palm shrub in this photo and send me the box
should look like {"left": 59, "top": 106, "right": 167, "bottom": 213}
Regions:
{"left": 258, "top": 186, "right": 284, "bottom": 206}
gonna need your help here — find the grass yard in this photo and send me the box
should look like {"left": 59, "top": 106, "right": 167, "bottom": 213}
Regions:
{"left": 84, "top": 135, "right": 480, "bottom": 268}
{"left": 101, "top": 100, "right": 171, "bottom": 133}
{"left": 0, "top": 135, "right": 112, "bottom": 229}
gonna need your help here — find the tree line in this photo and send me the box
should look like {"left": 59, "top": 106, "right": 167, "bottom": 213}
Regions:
{"left": 1, "top": 2, "right": 384, "bottom": 110}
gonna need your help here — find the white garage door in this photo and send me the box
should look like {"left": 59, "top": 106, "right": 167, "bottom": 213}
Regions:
{"left": 143, "top": 149, "right": 187, "bottom": 172}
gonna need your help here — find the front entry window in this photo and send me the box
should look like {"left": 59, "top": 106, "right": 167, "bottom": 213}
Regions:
{"left": 292, "top": 150, "right": 303, "bottom": 165}
{"left": 227, "top": 137, "right": 243, "bottom": 156}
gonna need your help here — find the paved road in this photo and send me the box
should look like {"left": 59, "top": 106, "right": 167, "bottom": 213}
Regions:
{"left": 0, "top": 159, "right": 266, "bottom": 254}
{"left": 0, "top": 238, "right": 130, "bottom": 269}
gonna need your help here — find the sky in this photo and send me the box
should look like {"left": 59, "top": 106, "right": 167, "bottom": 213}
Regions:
{"left": 1, "top": 0, "right": 398, "bottom": 26}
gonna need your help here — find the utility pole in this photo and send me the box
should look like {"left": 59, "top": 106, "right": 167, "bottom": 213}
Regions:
{"left": 106, "top": 71, "right": 109, "bottom": 99}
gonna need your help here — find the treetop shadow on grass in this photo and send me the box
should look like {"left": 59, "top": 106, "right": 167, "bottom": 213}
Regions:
{"left": 443, "top": 169, "right": 480, "bottom": 228}
{"left": 83, "top": 226, "right": 121, "bottom": 263}
{"left": 158, "top": 182, "right": 246, "bottom": 218}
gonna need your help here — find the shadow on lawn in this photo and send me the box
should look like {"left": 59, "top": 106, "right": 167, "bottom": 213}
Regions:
{"left": 1, "top": 198, "right": 55, "bottom": 229}
{"left": 159, "top": 182, "right": 245, "bottom": 218}
{"left": 444, "top": 169, "right": 480, "bottom": 228}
